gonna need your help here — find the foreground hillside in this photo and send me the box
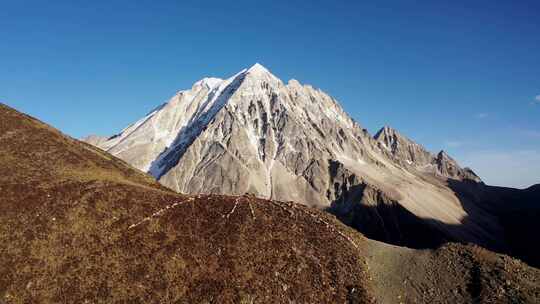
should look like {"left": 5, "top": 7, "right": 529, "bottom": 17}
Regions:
{"left": 1, "top": 103, "right": 539, "bottom": 303}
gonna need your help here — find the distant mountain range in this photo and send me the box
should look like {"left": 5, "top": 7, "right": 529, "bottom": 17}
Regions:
{"left": 85, "top": 64, "right": 540, "bottom": 268}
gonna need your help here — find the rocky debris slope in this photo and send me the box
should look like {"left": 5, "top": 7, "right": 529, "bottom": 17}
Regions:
{"left": 2, "top": 103, "right": 540, "bottom": 303}
{"left": 366, "top": 241, "right": 540, "bottom": 303}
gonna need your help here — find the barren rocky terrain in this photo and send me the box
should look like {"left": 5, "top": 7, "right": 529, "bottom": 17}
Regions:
{"left": 2, "top": 104, "right": 539, "bottom": 303}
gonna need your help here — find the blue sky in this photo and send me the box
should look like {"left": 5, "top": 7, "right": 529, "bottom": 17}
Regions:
{"left": 1, "top": 0, "right": 539, "bottom": 188}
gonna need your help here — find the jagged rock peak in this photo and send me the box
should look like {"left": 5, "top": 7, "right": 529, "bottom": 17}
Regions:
{"left": 243, "top": 63, "right": 281, "bottom": 85}
{"left": 374, "top": 127, "right": 482, "bottom": 182}
{"left": 374, "top": 125, "right": 418, "bottom": 149}
{"left": 434, "top": 150, "right": 482, "bottom": 182}
{"left": 374, "top": 125, "right": 433, "bottom": 165}
{"left": 439, "top": 149, "right": 459, "bottom": 160}
{"left": 373, "top": 125, "right": 394, "bottom": 140}
{"left": 436, "top": 150, "right": 452, "bottom": 161}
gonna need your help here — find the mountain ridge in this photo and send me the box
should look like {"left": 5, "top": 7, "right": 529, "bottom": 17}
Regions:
{"left": 83, "top": 64, "right": 538, "bottom": 267}
{"left": 373, "top": 125, "right": 481, "bottom": 182}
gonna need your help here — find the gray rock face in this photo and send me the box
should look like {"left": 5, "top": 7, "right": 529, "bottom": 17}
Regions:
{"left": 434, "top": 150, "right": 482, "bottom": 182}
{"left": 86, "top": 63, "right": 503, "bottom": 250}
{"left": 374, "top": 126, "right": 481, "bottom": 182}
{"left": 374, "top": 125, "right": 434, "bottom": 167}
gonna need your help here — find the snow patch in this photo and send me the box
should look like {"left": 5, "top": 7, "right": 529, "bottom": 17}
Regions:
{"left": 193, "top": 77, "right": 223, "bottom": 89}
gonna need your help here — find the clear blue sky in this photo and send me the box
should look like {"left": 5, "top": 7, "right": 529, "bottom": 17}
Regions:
{"left": 1, "top": 0, "right": 539, "bottom": 188}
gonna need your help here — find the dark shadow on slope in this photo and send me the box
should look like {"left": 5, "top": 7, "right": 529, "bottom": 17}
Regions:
{"left": 327, "top": 178, "right": 540, "bottom": 268}
{"left": 446, "top": 179, "right": 540, "bottom": 268}
{"left": 326, "top": 184, "right": 450, "bottom": 249}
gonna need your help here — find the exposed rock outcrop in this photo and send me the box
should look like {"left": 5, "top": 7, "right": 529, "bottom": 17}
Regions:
{"left": 374, "top": 126, "right": 481, "bottom": 182}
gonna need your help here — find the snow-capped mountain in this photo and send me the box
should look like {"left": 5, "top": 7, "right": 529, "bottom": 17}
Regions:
{"left": 86, "top": 63, "right": 503, "bottom": 250}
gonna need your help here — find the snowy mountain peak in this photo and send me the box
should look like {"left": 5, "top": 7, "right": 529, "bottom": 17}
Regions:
{"left": 86, "top": 64, "right": 482, "bottom": 218}
{"left": 247, "top": 62, "right": 270, "bottom": 74}
{"left": 244, "top": 63, "right": 280, "bottom": 83}
{"left": 193, "top": 77, "right": 223, "bottom": 89}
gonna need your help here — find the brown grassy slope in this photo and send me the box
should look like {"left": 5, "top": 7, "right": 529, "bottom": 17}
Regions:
{"left": 0, "top": 103, "right": 375, "bottom": 303}
{"left": 0, "top": 103, "right": 165, "bottom": 190}
{"left": 0, "top": 103, "right": 538, "bottom": 303}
